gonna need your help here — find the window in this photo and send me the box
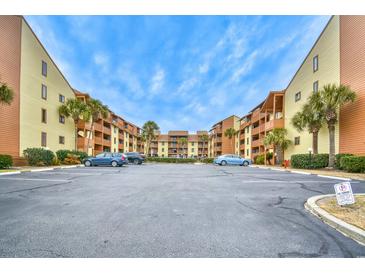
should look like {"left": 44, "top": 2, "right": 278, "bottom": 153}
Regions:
{"left": 114, "top": 137, "right": 116, "bottom": 144}
{"left": 246, "top": 137, "right": 249, "bottom": 145}
{"left": 59, "top": 136, "right": 65, "bottom": 144}
{"left": 294, "top": 136, "right": 300, "bottom": 145}
{"left": 42, "top": 60, "right": 47, "bottom": 77}
{"left": 96, "top": 153, "right": 105, "bottom": 158}
{"left": 162, "top": 148, "right": 164, "bottom": 152}
{"left": 41, "top": 109, "right": 47, "bottom": 123}
{"left": 246, "top": 149, "right": 249, "bottom": 156}
{"left": 246, "top": 127, "right": 249, "bottom": 133}
{"left": 192, "top": 142, "right": 194, "bottom": 146}
{"left": 41, "top": 84, "right": 47, "bottom": 100}
{"left": 162, "top": 141, "right": 165, "bottom": 145}
{"left": 114, "top": 127, "right": 117, "bottom": 134}
{"left": 313, "top": 55, "right": 318, "bottom": 72}
{"left": 59, "top": 94, "right": 65, "bottom": 103}
{"left": 162, "top": 154, "right": 165, "bottom": 157}
{"left": 192, "top": 148, "right": 194, "bottom": 152}
{"left": 59, "top": 115, "right": 65, "bottom": 124}
{"left": 295, "top": 91, "right": 301, "bottom": 102}
{"left": 313, "top": 81, "right": 319, "bottom": 93}
{"left": 41, "top": 132, "right": 47, "bottom": 147}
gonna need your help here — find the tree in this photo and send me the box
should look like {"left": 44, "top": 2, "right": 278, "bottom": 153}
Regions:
{"left": 263, "top": 128, "right": 292, "bottom": 165}
{"left": 224, "top": 127, "right": 237, "bottom": 153}
{"left": 199, "top": 134, "right": 209, "bottom": 158}
{"left": 142, "top": 121, "right": 159, "bottom": 156}
{"left": 178, "top": 137, "right": 188, "bottom": 158}
{"left": 0, "top": 82, "right": 14, "bottom": 105}
{"left": 309, "top": 83, "right": 356, "bottom": 167}
{"left": 291, "top": 102, "right": 324, "bottom": 155}
{"left": 86, "top": 99, "right": 109, "bottom": 155}
{"left": 58, "top": 98, "right": 91, "bottom": 151}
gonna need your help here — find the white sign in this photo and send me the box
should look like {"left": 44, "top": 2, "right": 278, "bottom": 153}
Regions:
{"left": 334, "top": 182, "right": 355, "bottom": 206}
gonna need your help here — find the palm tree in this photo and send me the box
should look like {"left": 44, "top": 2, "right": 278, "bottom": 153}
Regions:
{"left": 199, "top": 134, "right": 209, "bottom": 158}
{"left": 142, "top": 121, "right": 159, "bottom": 156}
{"left": 309, "top": 84, "right": 356, "bottom": 167}
{"left": 264, "top": 128, "right": 292, "bottom": 165}
{"left": 86, "top": 98, "right": 109, "bottom": 155}
{"left": 0, "top": 82, "right": 14, "bottom": 105}
{"left": 291, "top": 102, "right": 324, "bottom": 155}
{"left": 178, "top": 137, "right": 188, "bottom": 158}
{"left": 224, "top": 127, "right": 237, "bottom": 153}
{"left": 58, "top": 98, "right": 91, "bottom": 151}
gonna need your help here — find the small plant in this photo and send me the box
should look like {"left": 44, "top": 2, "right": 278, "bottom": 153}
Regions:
{"left": 291, "top": 153, "right": 329, "bottom": 169}
{"left": 340, "top": 156, "right": 365, "bottom": 173}
{"left": 63, "top": 154, "right": 81, "bottom": 165}
{"left": 335, "top": 153, "right": 353, "bottom": 169}
{"left": 254, "top": 154, "right": 265, "bottom": 165}
{"left": 0, "top": 154, "right": 13, "bottom": 169}
{"left": 23, "top": 148, "right": 55, "bottom": 166}
{"left": 56, "top": 149, "right": 88, "bottom": 163}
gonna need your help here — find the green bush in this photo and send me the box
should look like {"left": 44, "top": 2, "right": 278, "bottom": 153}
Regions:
{"left": 254, "top": 154, "right": 265, "bottom": 165}
{"left": 63, "top": 154, "right": 81, "bottom": 165}
{"left": 290, "top": 153, "right": 329, "bottom": 169}
{"left": 335, "top": 153, "right": 353, "bottom": 169}
{"left": 56, "top": 150, "right": 88, "bottom": 162}
{"left": 0, "top": 154, "right": 13, "bottom": 169}
{"left": 340, "top": 156, "right": 365, "bottom": 173}
{"left": 23, "top": 148, "right": 55, "bottom": 166}
{"left": 146, "top": 157, "right": 197, "bottom": 163}
{"left": 200, "top": 158, "right": 214, "bottom": 164}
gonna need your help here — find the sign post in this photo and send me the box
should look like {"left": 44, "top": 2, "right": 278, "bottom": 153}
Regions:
{"left": 334, "top": 182, "right": 355, "bottom": 206}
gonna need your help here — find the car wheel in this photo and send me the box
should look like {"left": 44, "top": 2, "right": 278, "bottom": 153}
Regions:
{"left": 138, "top": 161, "right": 142, "bottom": 165}
{"left": 84, "top": 160, "right": 91, "bottom": 167}
{"left": 221, "top": 160, "right": 227, "bottom": 166}
{"left": 243, "top": 161, "right": 249, "bottom": 166}
{"left": 134, "top": 159, "right": 139, "bottom": 165}
{"left": 111, "top": 161, "right": 118, "bottom": 167}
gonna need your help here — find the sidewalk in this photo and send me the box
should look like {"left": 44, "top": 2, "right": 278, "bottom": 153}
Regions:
{"left": 0, "top": 164, "right": 83, "bottom": 175}
{"left": 251, "top": 164, "right": 365, "bottom": 181}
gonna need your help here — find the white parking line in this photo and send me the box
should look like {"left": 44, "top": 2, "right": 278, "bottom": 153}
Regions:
{"left": 270, "top": 168, "right": 287, "bottom": 172}
{"left": 290, "top": 170, "right": 311, "bottom": 175}
{"left": 30, "top": 168, "right": 55, "bottom": 172}
{"left": 317, "top": 175, "right": 351, "bottom": 181}
{"left": 0, "top": 178, "right": 69, "bottom": 182}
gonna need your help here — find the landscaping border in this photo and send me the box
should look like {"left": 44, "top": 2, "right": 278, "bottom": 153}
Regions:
{"left": 305, "top": 194, "right": 365, "bottom": 246}
{"left": 0, "top": 164, "right": 84, "bottom": 175}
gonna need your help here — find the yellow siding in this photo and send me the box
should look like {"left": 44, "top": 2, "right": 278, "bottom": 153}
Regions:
{"left": 158, "top": 141, "right": 167, "bottom": 157}
{"left": 19, "top": 19, "right": 75, "bottom": 155}
{"left": 111, "top": 125, "right": 119, "bottom": 153}
{"left": 123, "top": 131, "right": 129, "bottom": 152}
{"left": 188, "top": 141, "right": 198, "bottom": 157}
{"left": 284, "top": 16, "right": 340, "bottom": 160}
{"left": 244, "top": 125, "right": 251, "bottom": 158}
{"left": 234, "top": 118, "right": 240, "bottom": 155}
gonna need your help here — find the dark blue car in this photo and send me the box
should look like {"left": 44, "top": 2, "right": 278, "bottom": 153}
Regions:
{"left": 83, "top": 152, "right": 128, "bottom": 167}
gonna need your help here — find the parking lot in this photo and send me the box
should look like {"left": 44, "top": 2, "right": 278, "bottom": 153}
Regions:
{"left": 0, "top": 163, "right": 364, "bottom": 257}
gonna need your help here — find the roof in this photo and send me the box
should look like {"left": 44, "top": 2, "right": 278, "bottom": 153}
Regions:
{"left": 211, "top": 115, "right": 240, "bottom": 128}
{"left": 168, "top": 130, "right": 189, "bottom": 136}
{"left": 260, "top": 90, "right": 285, "bottom": 111}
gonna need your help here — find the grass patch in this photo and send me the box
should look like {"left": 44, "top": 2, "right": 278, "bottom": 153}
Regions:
{"left": 318, "top": 195, "right": 365, "bottom": 230}
{"left": 0, "top": 169, "right": 17, "bottom": 173}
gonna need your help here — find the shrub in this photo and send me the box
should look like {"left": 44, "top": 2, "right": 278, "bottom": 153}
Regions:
{"left": 200, "top": 158, "right": 214, "bottom": 164}
{"left": 340, "top": 156, "right": 365, "bottom": 173}
{"left": 63, "top": 153, "right": 81, "bottom": 165}
{"left": 146, "top": 157, "right": 197, "bottom": 163}
{"left": 23, "top": 148, "right": 55, "bottom": 166}
{"left": 254, "top": 154, "right": 265, "bottom": 165}
{"left": 290, "top": 153, "right": 329, "bottom": 169}
{"left": 335, "top": 153, "right": 353, "bottom": 169}
{"left": 0, "top": 154, "right": 13, "bottom": 169}
{"left": 56, "top": 150, "right": 88, "bottom": 163}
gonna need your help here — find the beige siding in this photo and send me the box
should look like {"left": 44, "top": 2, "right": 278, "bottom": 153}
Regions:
{"left": 19, "top": 19, "right": 75, "bottom": 155}
{"left": 284, "top": 16, "right": 340, "bottom": 160}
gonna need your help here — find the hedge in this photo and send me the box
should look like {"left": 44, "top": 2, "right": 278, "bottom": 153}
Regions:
{"left": 340, "top": 156, "right": 365, "bottom": 173}
{"left": 56, "top": 150, "right": 88, "bottom": 162}
{"left": 254, "top": 154, "right": 265, "bottom": 165}
{"left": 0, "top": 154, "right": 13, "bottom": 169}
{"left": 335, "top": 153, "right": 353, "bottom": 169}
{"left": 290, "top": 153, "right": 329, "bottom": 169}
{"left": 146, "top": 157, "right": 215, "bottom": 164}
{"left": 23, "top": 148, "right": 55, "bottom": 166}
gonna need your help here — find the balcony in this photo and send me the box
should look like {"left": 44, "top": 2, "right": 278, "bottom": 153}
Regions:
{"left": 251, "top": 126, "right": 260, "bottom": 135}
{"left": 265, "top": 118, "right": 284, "bottom": 131}
{"left": 118, "top": 143, "right": 124, "bottom": 150}
{"left": 103, "top": 139, "right": 111, "bottom": 147}
{"left": 94, "top": 123, "right": 103, "bottom": 132}
{"left": 94, "top": 136, "right": 103, "bottom": 145}
{"left": 240, "top": 143, "right": 245, "bottom": 150}
{"left": 251, "top": 139, "right": 263, "bottom": 148}
{"left": 103, "top": 127, "right": 111, "bottom": 135}
{"left": 77, "top": 120, "right": 92, "bottom": 130}
{"left": 215, "top": 137, "right": 222, "bottom": 143}
{"left": 259, "top": 123, "right": 265, "bottom": 133}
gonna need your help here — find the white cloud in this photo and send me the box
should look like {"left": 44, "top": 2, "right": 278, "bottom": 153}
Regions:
{"left": 150, "top": 67, "right": 165, "bottom": 95}
{"left": 176, "top": 77, "right": 198, "bottom": 95}
{"left": 117, "top": 66, "right": 144, "bottom": 99}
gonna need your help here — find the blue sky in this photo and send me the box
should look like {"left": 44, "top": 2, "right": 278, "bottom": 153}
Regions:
{"left": 26, "top": 16, "right": 330, "bottom": 132}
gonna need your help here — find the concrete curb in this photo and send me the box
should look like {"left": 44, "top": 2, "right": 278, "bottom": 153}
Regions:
{"left": 0, "top": 164, "right": 84, "bottom": 175}
{"left": 251, "top": 165, "right": 353, "bottom": 181}
{"left": 0, "top": 171, "right": 21, "bottom": 176}
{"left": 305, "top": 194, "right": 365, "bottom": 246}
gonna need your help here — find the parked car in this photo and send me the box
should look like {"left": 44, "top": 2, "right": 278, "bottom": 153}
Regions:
{"left": 125, "top": 152, "right": 144, "bottom": 165}
{"left": 83, "top": 152, "right": 128, "bottom": 167}
{"left": 214, "top": 154, "right": 251, "bottom": 166}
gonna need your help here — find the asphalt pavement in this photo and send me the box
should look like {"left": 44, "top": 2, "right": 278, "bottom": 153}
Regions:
{"left": 0, "top": 163, "right": 364, "bottom": 257}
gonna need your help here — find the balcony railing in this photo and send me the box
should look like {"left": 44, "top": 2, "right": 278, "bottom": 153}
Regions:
{"left": 265, "top": 118, "right": 284, "bottom": 131}
{"left": 251, "top": 139, "right": 263, "bottom": 148}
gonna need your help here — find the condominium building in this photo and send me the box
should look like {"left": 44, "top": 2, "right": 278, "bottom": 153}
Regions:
{"left": 0, "top": 16, "right": 144, "bottom": 164}
{"left": 208, "top": 115, "right": 240, "bottom": 157}
{"left": 285, "top": 15, "right": 365, "bottom": 159}
{"left": 0, "top": 16, "right": 76, "bottom": 164}
{"left": 75, "top": 91, "right": 144, "bottom": 156}
{"left": 150, "top": 130, "right": 209, "bottom": 158}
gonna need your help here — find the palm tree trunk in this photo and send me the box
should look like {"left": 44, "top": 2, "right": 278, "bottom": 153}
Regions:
{"left": 86, "top": 121, "right": 94, "bottom": 156}
{"left": 312, "top": 130, "right": 318, "bottom": 155}
{"left": 328, "top": 122, "right": 336, "bottom": 167}
{"left": 74, "top": 123, "right": 78, "bottom": 152}
{"left": 276, "top": 146, "right": 283, "bottom": 165}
